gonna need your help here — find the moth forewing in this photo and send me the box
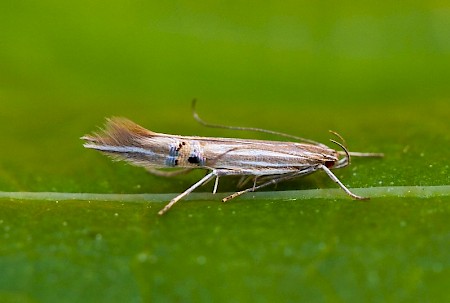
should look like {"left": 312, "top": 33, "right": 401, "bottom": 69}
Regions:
{"left": 82, "top": 117, "right": 382, "bottom": 215}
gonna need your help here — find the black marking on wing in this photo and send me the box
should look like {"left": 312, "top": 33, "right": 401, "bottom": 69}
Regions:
{"left": 188, "top": 156, "right": 201, "bottom": 164}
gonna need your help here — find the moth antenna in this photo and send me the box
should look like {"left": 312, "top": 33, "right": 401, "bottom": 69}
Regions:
{"left": 330, "top": 139, "right": 351, "bottom": 168}
{"left": 329, "top": 130, "right": 347, "bottom": 147}
{"left": 192, "top": 99, "right": 324, "bottom": 146}
{"left": 329, "top": 130, "right": 384, "bottom": 158}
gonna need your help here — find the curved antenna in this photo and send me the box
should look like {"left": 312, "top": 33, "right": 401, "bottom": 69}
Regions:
{"left": 328, "top": 130, "right": 351, "bottom": 169}
{"left": 330, "top": 130, "right": 384, "bottom": 158}
{"left": 329, "top": 130, "right": 347, "bottom": 148}
{"left": 191, "top": 99, "right": 324, "bottom": 145}
{"left": 330, "top": 139, "right": 351, "bottom": 169}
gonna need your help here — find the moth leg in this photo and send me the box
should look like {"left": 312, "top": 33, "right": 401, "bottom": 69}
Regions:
{"left": 319, "top": 164, "right": 369, "bottom": 200}
{"left": 158, "top": 171, "right": 217, "bottom": 215}
{"left": 146, "top": 167, "right": 193, "bottom": 177}
{"left": 236, "top": 175, "right": 253, "bottom": 188}
{"left": 338, "top": 151, "right": 384, "bottom": 157}
{"left": 252, "top": 176, "right": 259, "bottom": 191}
{"left": 213, "top": 176, "right": 220, "bottom": 194}
{"left": 223, "top": 174, "right": 296, "bottom": 202}
{"left": 222, "top": 169, "right": 314, "bottom": 203}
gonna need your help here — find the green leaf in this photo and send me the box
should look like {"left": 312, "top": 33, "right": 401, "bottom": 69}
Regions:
{"left": 0, "top": 1, "right": 449, "bottom": 302}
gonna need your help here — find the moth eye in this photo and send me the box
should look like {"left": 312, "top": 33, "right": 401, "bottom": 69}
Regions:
{"left": 325, "top": 160, "right": 335, "bottom": 168}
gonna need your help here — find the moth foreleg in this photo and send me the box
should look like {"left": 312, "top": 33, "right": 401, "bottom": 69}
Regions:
{"left": 158, "top": 170, "right": 217, "bottom": 215}
{"left": 319, "top": 164, "right": 369, "bottom": 200}
{"left": 338, "top": 151, "right": 384, "bottom": 158}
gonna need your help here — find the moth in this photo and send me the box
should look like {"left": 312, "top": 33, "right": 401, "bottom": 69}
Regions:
{"left": 82, "top": 101, "right": 383, "bottom": 215}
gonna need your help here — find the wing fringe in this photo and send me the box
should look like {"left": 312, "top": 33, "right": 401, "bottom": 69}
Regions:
{"left": 81, "top": 117, "right": 154, "bottom": 147}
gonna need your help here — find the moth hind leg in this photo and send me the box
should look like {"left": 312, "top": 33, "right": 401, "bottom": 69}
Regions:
{"left": 236, "top": 175, "right": 252, "bottom": 188}
{"left": 222, "top": 171, "right": 311, "bottom": 203}
{"left": 146, "top": 167, "right": 193, "bottom": 177}
{"left": 236, "top": 175, "right": 260, "bottom": 189}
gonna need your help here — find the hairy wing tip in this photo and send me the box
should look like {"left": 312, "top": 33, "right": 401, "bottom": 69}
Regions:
{"left": 82, "top": 117, "right": 154, "bottom": 147}
{"left": 80, "top": 135, "right": 94, "bottom": 141}
{"left": 104, "top": 117, "right": 153, "bottom": 136}
{"left": 82, "top": 143, "right": 96, "bottom": 149}
{"left": 106, "top": 116, "right": 132, "bottom": 125}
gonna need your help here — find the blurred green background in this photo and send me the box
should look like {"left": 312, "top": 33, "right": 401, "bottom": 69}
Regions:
{"left": 0, "top": 1, "right": 449, "bottom": 302}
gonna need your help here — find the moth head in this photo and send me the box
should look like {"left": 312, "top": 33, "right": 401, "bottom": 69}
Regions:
{"left": 329, "top": 139, "right": 350, "bottom": 169}
{"left": 325, "top": 160, "right": 336, "bottom": 168}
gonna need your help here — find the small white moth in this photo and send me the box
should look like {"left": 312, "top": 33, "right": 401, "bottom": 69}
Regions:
{"left": 82, "top": 101, "right": 383, "bottom": 215}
